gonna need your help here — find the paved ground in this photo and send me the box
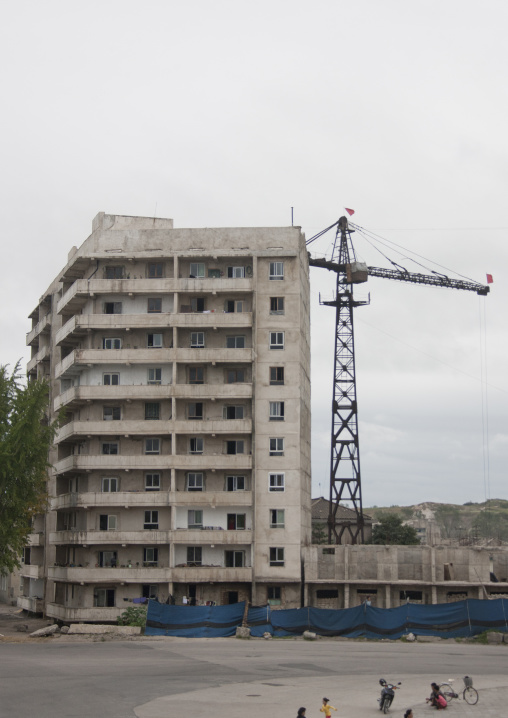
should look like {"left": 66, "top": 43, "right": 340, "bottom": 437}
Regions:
{"left": 1, "top": 627, "right": 507, "bottom": 718}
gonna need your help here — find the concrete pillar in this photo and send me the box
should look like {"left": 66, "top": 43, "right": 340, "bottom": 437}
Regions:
{"left": 431, "top": 585, "right": 437, "bottom": 604}
{"left": 385, "top": 584, "right": 391, "bottom": 608}
{"left": 344, "top": 583, "right": 350, "bottom": 609}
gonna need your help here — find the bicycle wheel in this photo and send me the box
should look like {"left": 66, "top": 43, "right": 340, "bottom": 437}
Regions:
{"left": 463, "top": 687, "right": 479, "bottom": 705}
{"left": 439, "top": 683, "right": 457, "bottom": 703}
{"left": 383, "top": 697, "right": 392, "bottom": 714}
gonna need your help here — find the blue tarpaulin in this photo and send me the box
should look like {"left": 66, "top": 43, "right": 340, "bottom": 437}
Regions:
{"left": 145, "top": 598, "right": 508, "bottom": 639}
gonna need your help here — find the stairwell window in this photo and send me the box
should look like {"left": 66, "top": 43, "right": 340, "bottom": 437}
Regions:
{"left": 269, "top": 473, "right": 285, "bottom": 492}
{"left": 147, "top": 333, "right": 163, "bottom": 348}
{"left": 145, "top": 438, "right": 160, "bottom": 455}
{"left": 270, "top": 509, "right": 285, "bottom": 528}
{"left": 187, "top": 472, "right": 204, "bottom": 491}
{"left": 269, "top": 262, "right": 284, "bottom": 280}
{"left": 270, "top": 297, "right": 284, "bottom": 314}
{"left": 144, "top": 511, "right": 159, "bottom": 529}
{"left": 269, "top": 402, "right": 284, "bottom": 421}
{"left": 269, "top": 332, "right": 284, "bottom": 350}
{"left": 269, "top": 367, "right": 284, "bottom": 385}
{"left": 269, "top": 438, "right": 284, "bottom": 456}
{"left": 269, "top": 547, "right": 285, "bottom": 566}
{"left": 145, "top": 473, "right": 161, "bottom": 491}
{"left": 190, "top": 332, "right": 205, "bottom": 348}
{"left": 103, "top": 338, "right": 122, "bottom": 349}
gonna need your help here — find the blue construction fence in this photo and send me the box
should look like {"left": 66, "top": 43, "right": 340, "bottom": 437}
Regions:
{"left": 145, "top": 597, "right": 508, "bottom": 639}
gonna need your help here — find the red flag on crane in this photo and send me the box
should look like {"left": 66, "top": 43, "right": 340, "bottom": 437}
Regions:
{"left": 486, "top": 274, "right": 494, "bottom": 284}
{"left": 345, "top": 208, "right": 355, "bottom": 216}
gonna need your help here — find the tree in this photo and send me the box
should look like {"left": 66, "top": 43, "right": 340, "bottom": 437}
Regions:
{"left": 312, "top": 522, "right": 328, "bottom": 544}
{"left": 371, "top": 513, "right": 420, "bottom": 545}
{"left": 0, "top": 364, "right": 58, "bottom": 574}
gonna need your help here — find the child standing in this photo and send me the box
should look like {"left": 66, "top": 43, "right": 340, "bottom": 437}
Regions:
{"left": 320, "top": 697, "right": 338, "bottom": 716}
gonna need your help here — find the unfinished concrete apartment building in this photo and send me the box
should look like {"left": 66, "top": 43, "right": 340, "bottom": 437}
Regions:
{"left": 22, "top": 212, "right": 311, "bottom": 621}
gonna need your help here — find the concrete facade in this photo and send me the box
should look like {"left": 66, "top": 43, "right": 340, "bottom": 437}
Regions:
{"left": 23, "top": 213, "right": 311, "bottom": 620}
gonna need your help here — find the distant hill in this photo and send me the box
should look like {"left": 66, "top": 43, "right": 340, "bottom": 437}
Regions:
{"left": 364, "top": 499, "right": 508, "bottom": 542}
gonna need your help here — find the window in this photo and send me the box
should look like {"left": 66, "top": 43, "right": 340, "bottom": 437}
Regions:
{"left": 316, "top": 589, "right": 339, "bottom": 599}
{"left": 188, "top": 510, "right": 203, "bottom": 528}
{"left": 142, "top": 584, "right": 159, "bottom": 599}
{"left": 94, "top": 588, "right": 115, "bottom": 607}
{"left": 103, "top": 406, "right": 121, "bottom": 421}
{"left": 147, "top": 368, "right": 162, "bottom": 385}
{"left": 188, "top": 402, "right": 203, "bottom": 420}
{"left": 226, "top": 475, "right": 245, "bottom": 492}
{"left": 145, "top": 438, "right": 160, "bottom": 454}
{"left": 190, "top": 297, "right": 206, "bottom": 312}
{"left": 103, "top": 337, "right": 122, "bottom": 349}
{"left": 269, "top": 262, "right": 284, "bottom": 280}
{"left": 227, "top": 266, "right": 245, "bottom": 278}
{"left": 224, "top": 405, "right": 244, "bottom": 420}
{"left": 269, "top": 547, "right": 285, "bottom": 566}
{"left": 226, "top": 440, "right": 244, "bottom": 455}
{"left": 270, "top": 509, "right": 285, "bottom": 528}
{"left": 189, "top": 366, "right": 204, "bottom": 384}
{"left": 187, "top": 546, "right": 202, "bottom": 566}
{"left": 227, "top": 513, "right": 246, "bottom": 530}
{"left": 101, "top": 477, "right": 118, "bottom": 493}
{"left": 98, "top": 550, "right": 117, "bottom": 567}
{"left": 147, "top": 262, "right": 163, "bottom": 278}
{"left": 145, "top": 473, "right": 160, "bottom": 491}
{"left": 144, "top": 511, "right": 159, "bottom": 529}
{"left": 105, "top": 266, "right": 124, "bottom": 279}
{"left": 226, "top": 368, "right": 245, "bottom": 383}
{"left": 103, "top": 372, "right": 120, "bottom": 386}
{"left": 269, "top": 438, "right": 284, "bottom": 456}
{"left": 147, "top": 333, "right": 163, "bottom": 348}
{"left": 187, "top": 472, "right": 204, "bottom": 491}
{"left": 225, "top": 300, "right": 244, "bottom": 313}
{"left": 269, "top": 402, "right": 285, "bottom": 421}
{"left": 99, "top": 514, "right": 117, "bottom": 530}
{"left": 147, "top": 298, "right": 162, "bottom": 313}
{"left": 102, "top": 442, "right": 119, "bottom": 455}
{"left": 145, "top": 402, "right": 160, "bottom": 420}
{"left": 225, "top": 550, "right": 245, "bottom": 567}
{"left": 269, "top": 332, "right": 284, "bottom": 350}
{"left": 267, "top": 586, "right": 281, "bottom": 602}
{"left": 270, "top": 297, "right": 284, "bottom": 314}
{"left": 226, "top": 335, "right": 245, "bottom": 349}
{"left": 103, "top": 302, "right": 122, "bottom": 314}
{"left": 190, "top": 332, "right": 205, "bottom": 348}
{"left": 190, "top": 262, "right": 205, "bottom": 278}
{"left": 270, "top": 367, "right": 284, "bottom": 385}
{"left": 189, "top": 437, "right": 203, "bottom": 454}
{"left": 269, "top": 473, "right": 285, "bottom": 492}
{"left": 143, "top": 547, "right": 159, "bottom": 565}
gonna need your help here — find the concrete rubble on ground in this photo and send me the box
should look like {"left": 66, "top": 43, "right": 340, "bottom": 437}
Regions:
{"left": 30, "top": 624, "right": 60, "bottom": 637}
{"left": 67, "top": 624, "right": 141, "bottom": 635}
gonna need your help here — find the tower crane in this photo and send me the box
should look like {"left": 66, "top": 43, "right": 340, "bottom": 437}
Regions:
{"left": 307, "top": 216, "right": 490, "bottom": 545}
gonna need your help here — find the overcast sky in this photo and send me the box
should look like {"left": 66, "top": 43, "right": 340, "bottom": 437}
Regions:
{"left": 1, "top": 1, "right": 506, "bottom": 508}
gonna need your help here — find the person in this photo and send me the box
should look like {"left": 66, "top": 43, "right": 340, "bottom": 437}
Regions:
{"left": 426, "top": 683, "right": 447, "bottom": 709}
{"left": 320, "top": 697, "right": 337, "bottom": 716}
{"left": 296, "top": 708, "right": 306, "bottom": 717}
{"left": 404, "top": 710, "right": 413, "bottom": 718}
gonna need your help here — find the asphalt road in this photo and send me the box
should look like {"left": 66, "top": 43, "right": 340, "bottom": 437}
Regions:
{"left": 1, "top": 637, "right": 506, "bottom": 718}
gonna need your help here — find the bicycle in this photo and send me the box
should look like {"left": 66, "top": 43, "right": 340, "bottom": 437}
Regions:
{"left": 439, "top": 676, "right": 479, "bottom": 705}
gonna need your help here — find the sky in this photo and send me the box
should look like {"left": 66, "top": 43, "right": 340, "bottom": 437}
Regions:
{"left": 0, "top": 0, "right": 506, "bottom": 508}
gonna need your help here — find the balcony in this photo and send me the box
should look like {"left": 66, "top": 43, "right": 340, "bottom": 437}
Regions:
{"left": 56, "top": 420, "right": 176, "bottom": 443}
{"left": 53, "top": 453, "right": 252, "bottom": 475}
{"left": 170, "top": 566, "right": 253, "bottom": 582}
{"left": 171, "top": 491, "right": 252, "bottom": 506}
{"left": 51, "top": 491, "right": 171, "bottom": 510}
{"left": 174, "top": 348, "right": 253, "bottom": 364}
{"left": 172, "top": 383, "right": 252, "bottom": 399}
{"left": 18, "top": 596, "right": 44, "bottom": 613}
{"left": 26, "top": 314, "right": 51, "bottom": 346}
{"left": 49, "top": 529, "right": 170, "bottom": 545}
{"left": 173, "top": 312, "right": 252, "bottom": 328}
{"left": 54, "top": 384, "right": 173, "bottom": 411}
{"left": 46, "top": 603, "right": 123, "bottom": 622}
{"left": 19, "top": 564, "right": 44, "bottom": 579}
{"left": 173, "top": 528, "right": 252, "bottom": 544}
{"left": 27, "top": 345, "right": 50, "bottom": 374}
{"left": 48, "top": 566, "right": 169, "bottom": 583}
{"left": 55, "top": 348, "right": 173, "bottom": 378}
{"left": 27, "top": 532, "right": 45, "bottom": 547}
{"left": 56, "top": 314, "right": 178, "bottom": 346}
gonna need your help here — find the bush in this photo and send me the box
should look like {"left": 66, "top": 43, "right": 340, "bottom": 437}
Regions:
{"left": 117, "top": 605, "right": 147, "bottom": 627}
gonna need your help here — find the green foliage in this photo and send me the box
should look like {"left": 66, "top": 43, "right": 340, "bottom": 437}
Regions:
{"left": 312, "top": 522, "right": 328, "bottom": 544}
{"left": 0, "top": 364, "right": 59, "bottom": 574}
{"left": 434, "top": 505, "right": 461, "bottom": 539}
{"left": 117, "top": 605, "right": 147, "bottom": 627}
{"left": 371, "top": 513, "right": 420, "bottom": 545}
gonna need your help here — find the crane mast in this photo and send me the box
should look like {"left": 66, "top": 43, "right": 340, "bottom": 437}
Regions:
{"left": 309, "top": 216, "right": 490, "bottom": 545}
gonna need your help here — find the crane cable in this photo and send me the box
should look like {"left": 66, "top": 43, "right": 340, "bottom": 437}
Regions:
{"left": 305, "top": 220, "right": 339, "bottom": 246}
